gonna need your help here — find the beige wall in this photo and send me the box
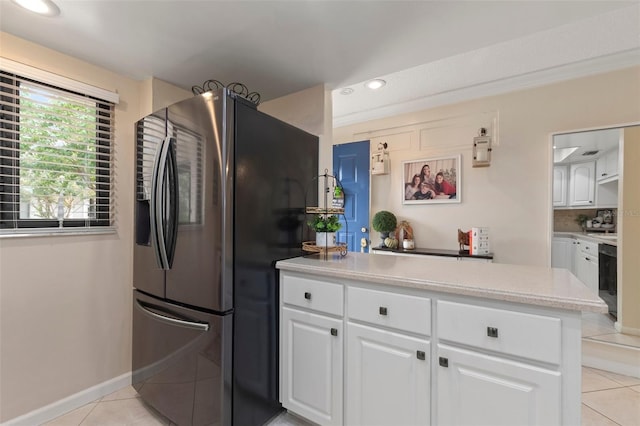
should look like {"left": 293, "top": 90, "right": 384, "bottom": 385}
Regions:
{"left": 334, "top": 67, "right": 640, "bottom": 267}
{"left": 334, "top": 66, "right": 640, "bottom": 332}
{"left": 620, "top": 126, "right": 640, "bottom": 333}
{"left": 0, "top": 33, "right": 139, "bottom": 421}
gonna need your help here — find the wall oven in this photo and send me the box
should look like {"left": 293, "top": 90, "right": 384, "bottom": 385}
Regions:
{"left": 598, "top": 243, "right": 617, "bottom": 319}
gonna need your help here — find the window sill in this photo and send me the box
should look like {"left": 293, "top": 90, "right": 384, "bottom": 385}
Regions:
{"left": 0, "top": 227, "right": 117, "bottom": 239}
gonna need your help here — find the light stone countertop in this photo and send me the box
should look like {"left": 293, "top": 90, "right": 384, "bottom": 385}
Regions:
{"left": 554, "top": 231, "right": 617, "bottom": 246}
{"left": 276, "top": 252, "right": 608, "bottom": 313}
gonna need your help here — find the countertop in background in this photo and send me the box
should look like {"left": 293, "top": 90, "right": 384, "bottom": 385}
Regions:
{"left": 554, "top": 231, "right": 617, "bottom": 247}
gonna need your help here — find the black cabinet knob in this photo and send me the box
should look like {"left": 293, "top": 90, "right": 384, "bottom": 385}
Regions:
{"left": 330, "top": 328, "right": 338, "bottom": 336}
{"left": 487, "top": 327, "right": 499, "bottom": 338}
{"left": 379, "top": 306, "right": 388, "bottom": 316}
{"left": 417, "top": 351, "right": 426, "bottom": 360}
{"left": 439, "top": 357, "right": 449, "bottom": 367}
{"left": 304, "top": 292, "right": 311, "bottom": 300}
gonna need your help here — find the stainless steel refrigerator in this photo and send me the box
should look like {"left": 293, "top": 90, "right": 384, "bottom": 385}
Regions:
{"left": 132, "top": 89, "right": 318, "bottom": 426}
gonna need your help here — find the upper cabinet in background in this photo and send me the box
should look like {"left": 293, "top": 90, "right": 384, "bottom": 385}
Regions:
{"left": 553, "top": 128, "right": 620, "bottom": 209}
{"left": 596, "top": 147, "right": 619, "bottom": 183}
{"left": 568, "top": 162, "right": 596, "bottom": 207}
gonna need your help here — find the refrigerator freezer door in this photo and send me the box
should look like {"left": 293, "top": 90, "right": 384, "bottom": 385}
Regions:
{"left": 134, "top": 112, "right": 167, "bottom": 298}
{"left": 132, "top": 290, "right": 232, "bottom": 426}
{"left": 165, "top": 92, "right": 231, "bottom": 312}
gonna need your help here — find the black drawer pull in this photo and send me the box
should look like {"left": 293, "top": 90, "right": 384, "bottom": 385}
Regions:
{"left": 330, "top": 328, "right": 338, "bottom": 336}
{"left": 379, "top": 306, "right": 388, "bottom": 316}
{"left": 439, "top": 357, "right": 448, "bottom": 368}
{"left": 304, "top": 292, "right": 311, "bottom": 300}
{"left": 417, "top": 350, "right": 426, "bottom": 360}
{"left": 487, "top": 327, "right": 499, "bottom": 338}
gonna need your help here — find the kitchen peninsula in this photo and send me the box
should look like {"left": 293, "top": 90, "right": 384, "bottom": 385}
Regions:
{"left": 276, "top": 252, "right": 606, "bottom": 426}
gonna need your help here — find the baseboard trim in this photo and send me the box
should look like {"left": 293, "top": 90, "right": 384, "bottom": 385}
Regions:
{"left": 582, "top": 339, "right": 640, "bottom": 379}
{"left": 2, "top": 373, "right": 131, "bottom": 426}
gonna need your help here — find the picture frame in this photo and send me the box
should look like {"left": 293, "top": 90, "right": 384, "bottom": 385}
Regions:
{"left": 402, "top": 155, "right": 461, "bottom": 204}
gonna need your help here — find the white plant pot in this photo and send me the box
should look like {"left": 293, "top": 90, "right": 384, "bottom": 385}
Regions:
{"left": 316, "top": 232, "right": 336, "bottom": 248}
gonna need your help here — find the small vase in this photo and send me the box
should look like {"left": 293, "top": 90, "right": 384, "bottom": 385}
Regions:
{"left": 316, "top": 232, "right": 336, "bottom": 248}
{"left": 379, "top": 231, "right": 390, "bottom": 247}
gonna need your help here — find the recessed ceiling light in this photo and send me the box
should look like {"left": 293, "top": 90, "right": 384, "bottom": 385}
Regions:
{"left": 340, "top": 88, "right": 354, "bottom": 95}
{"left": 11, "top": 0, "right": 60, "bottom": 16}
{"left": 365, "top": 79, "right": 386, "bottom": 90}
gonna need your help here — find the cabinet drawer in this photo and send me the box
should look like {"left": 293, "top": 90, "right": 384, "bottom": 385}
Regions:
{"left": 576, "top": 239, "right": 598, "bottom": 256}
{"left": 347, "top": 287, "right": 431, "bottom": 336}
{"left": 282, "top": 275, "right": 343, "bottom": 316}
{"left": 437, "top": 300, "right": 561, "bottom": 364}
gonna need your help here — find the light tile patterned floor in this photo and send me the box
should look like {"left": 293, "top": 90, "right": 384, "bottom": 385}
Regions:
{"left": 582, "top": 312, "right": 640, "bottom": 348}
{"left": 44, "top": 366, "right": 639, "bottom": 426}
{"left": 44, "top": 313, "right": 640, "bottom": 425}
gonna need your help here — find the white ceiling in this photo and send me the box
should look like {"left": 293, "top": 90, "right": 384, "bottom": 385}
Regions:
{"left": 553, "top": 128, "right": 621, "bottom": 164}
{"left": 1, "top": 1, "right": 638, "bottom": 126}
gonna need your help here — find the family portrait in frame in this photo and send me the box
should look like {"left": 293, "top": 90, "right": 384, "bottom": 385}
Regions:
{"left": 402, "top": 155, "right": 461, "bottom": 204}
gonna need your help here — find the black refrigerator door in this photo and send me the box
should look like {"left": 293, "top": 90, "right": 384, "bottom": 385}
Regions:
{"left": 134, "top": 113, "right": 167, "bottom": 298}
{"left": 132, "top": 290, "right": 232, "bottom": 426}
{"left": 165, "top": 92, "right": 231, "bottom": 312}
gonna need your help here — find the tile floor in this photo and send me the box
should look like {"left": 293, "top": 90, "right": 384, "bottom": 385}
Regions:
{"left": 582, "top": 312, "right": 640, "bottom": 348}
{"left": 43, "top": 365, "right": 640, "bottom": 426}
{"left": 43, "top": 313, "right": 640, "bottom": 426}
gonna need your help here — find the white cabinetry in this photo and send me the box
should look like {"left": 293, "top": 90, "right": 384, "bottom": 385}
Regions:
{"left": 553, "top": 165, "right": 568, "bottom": 207}
{"left": 279, "top": 270, "right": 581, "bottom": 426}
{"left": 597, "top": 148, "right": 619, "bottom": 182}
{"left": 573, "top": 238, "right": 599, "bottom": 294}
{"left": 347, "top": 323, "right": 430, "bottom": 426}
{"left": 551, "top": 237, "right": 574, "bottom": 270}
{"left": 436, "top": 300, "right": 563, "bottom": 425}
{"left": 280, "top": 276, "right": 343, "bottom": 426}
{"left": 437, "top": 345, "right": 561, "bottom": 425}
{"left": 346, "top": 286, "right": 431, "bottom": 426}
{"left": 568, "top": 162, "right": 595, "bottom": 206}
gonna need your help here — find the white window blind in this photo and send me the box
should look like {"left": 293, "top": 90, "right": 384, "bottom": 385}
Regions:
{"left": 0, "top": 69, "right": 115, "bottom": 233}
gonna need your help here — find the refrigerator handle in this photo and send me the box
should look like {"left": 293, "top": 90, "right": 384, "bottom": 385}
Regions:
{"left": 165, "top": 137, "right": 179, "bottom": 268}
{"left": 135, "top": 298, "right": 210, "bottom": 331}
{"left": 151, "top": 136, "right": 173, "bottom": 270}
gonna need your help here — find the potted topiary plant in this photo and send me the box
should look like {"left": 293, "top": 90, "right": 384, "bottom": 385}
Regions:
{"left": 308, "top": 214, "right": 342, "bottom": 247}
{"left": 372, "top": 210, "right": 397, "bottom": 247}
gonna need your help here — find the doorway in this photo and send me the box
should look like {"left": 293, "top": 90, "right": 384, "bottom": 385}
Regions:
{"left": 333, "top": 141, "right": 370, "bottom": 253}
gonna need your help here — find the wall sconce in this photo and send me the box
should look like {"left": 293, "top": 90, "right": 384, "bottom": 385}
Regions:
{"left": 473, "top": 128, "right": 492, "bottom": 167}
{"left": 371, "top": 142, "right": 390, "bottom": 175}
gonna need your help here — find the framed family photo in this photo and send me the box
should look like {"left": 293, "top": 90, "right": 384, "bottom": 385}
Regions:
{"left": 402, "top": 155, "right": 461, "bottom": 204}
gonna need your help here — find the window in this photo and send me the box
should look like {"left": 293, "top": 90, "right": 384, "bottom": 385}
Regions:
{"left": 0, "top": 69, "right": 114, "bottom": 233}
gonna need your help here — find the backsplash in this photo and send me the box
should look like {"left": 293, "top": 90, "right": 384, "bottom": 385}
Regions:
{"left": 554, "top": 208, "right": 617, "bottom": 232}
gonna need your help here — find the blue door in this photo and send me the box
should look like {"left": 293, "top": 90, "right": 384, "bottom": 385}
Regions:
{"left": 333, "top": 141, "right": 370, "bottom": 253}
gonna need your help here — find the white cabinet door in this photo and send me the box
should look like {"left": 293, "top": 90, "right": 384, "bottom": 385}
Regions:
{"left": 437, "top": 344, "right": 561, "bottom": 426}
{"left": 551, "top": 237, "right": 573, "bottom": 270}
{"left": 553, "top": 166, "right": 568, "bottom": 207}
{"left": 573, "top": 239, "right": 599, "bottom": 294}
{"left": 576, "top": 254, "right": 599, "bottom": 294}
{"left": 569, "top": 162, "right": 595, "bottom": 206}
{"left": 597, "top": 148, "right": 619, "bottom": 182}
{"left": 346, "top": 322, "right": 430, "bottom": 426}
{"left": 281, "top": 307, "right": 343, "bottom": 426}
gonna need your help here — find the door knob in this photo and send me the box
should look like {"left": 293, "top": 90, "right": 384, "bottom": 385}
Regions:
{"left": 361, "top": 227, "right": 368, "bottom": 233}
